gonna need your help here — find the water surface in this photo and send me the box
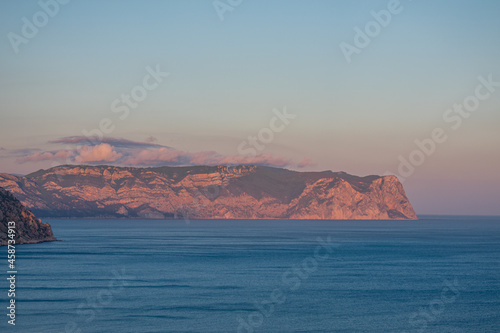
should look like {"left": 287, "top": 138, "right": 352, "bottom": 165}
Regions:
{"left": 2, "top": 216, "right": 499, "bottom": 332}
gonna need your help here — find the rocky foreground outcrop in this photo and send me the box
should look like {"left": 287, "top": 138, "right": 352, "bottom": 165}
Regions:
{"left": 0, "top": 165, "right": 417, "bottom": 220}
{"left": 0, "top": 187, "right": 56, "bottom": 246}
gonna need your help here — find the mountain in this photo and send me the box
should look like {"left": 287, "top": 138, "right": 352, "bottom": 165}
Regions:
{"left": 0, "top": 165, "right": 417, "bottom": 220}
{"left": 0, "top": 187, "right": 56, "bottom": 246}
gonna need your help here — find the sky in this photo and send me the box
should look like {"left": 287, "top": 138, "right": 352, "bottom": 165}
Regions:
{"left": 0, "top": 0, "right": 499, "bottom": 215}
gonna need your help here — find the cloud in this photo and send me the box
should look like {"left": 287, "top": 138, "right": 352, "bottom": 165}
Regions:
{"left": 297, "top": 157, "right": 315, "bottom": 168}
{"left": 8, "top": 148, "right": 42, "bottom": 156}
{"left": 216, "top": 153, "right": 290, "bottom": 167}
{"left": 49, "top": 136, "right": 167, "bottom": 149}
{"left": 74, "top": 144, "right": 122, "bottom": 163}
{"left": 121, "top": 147, "right": 290, "bottom": 167}
{"left": 17, "top": 144, "right": 121, "bottom": 164}
{"left": 16, "top": 150, "right": 73, "bottom": 163}
{"left": 122, "top": 147, "right": 185, "bottom": 165}
{"left": 16, "top": 136, "right": 295, "bottom": 169}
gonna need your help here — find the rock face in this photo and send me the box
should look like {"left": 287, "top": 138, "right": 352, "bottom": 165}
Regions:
{"left": 0, "top": 187, "right": 56, "bottom": 246}
{"left": 0, "top": 165, "right": 417, "bottom": 220}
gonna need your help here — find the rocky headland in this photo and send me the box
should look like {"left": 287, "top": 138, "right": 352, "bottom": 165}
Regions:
{"left": 0, "top": 165, "right": 417, "bottom": 220}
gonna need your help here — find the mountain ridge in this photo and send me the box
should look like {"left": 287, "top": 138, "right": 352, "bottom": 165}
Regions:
{"left": 0, "top": 165, "right": 417, "bottom": 220}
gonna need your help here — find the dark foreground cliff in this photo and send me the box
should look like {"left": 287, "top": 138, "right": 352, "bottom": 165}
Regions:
{"left": 0, "top": 187, "right": 56, "bottom": 246}
{"left": 0, "top": 165, "right": 417, "bottom": 220}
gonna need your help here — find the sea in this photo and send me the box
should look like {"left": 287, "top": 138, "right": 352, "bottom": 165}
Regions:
{"left": 2, "top": 216, "right": 500, "bottom": 332}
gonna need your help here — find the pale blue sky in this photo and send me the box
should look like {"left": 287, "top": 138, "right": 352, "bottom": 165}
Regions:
{"left": 0, "top": 0, "right": 499, "bottom": 215}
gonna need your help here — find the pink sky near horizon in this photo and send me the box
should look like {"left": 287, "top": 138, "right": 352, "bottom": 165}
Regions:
{"left": 1, "top": 0, "right": 499, "bottom": 216}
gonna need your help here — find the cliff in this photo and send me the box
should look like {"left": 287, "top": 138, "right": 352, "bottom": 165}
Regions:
{"left": 0, "top": 187, "right": 56, "bottom": 246}
{"left": 0, "top": 165, "right": 417, "bottom": 220}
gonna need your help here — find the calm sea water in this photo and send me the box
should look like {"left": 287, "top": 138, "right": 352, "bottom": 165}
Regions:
{"left": 2, "top": 216, "right": 500, "bottom": 332}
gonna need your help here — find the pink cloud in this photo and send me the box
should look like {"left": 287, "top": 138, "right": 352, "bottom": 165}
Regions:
{"left": 217, "top": 153, "right": 290, "bottom": 167}
{"left": 74, "top": 144, "right": 122, "bottom": 163}
{"left": 17, "top": 144, "right": 122, "bottom": 164}
{"left": 122, "top": 147, "right": 184, "bottom": 165}
{"left": 16, "top": 150, "right": 73, "bottom": 163}
{"left": 121, "top": 147, "right": 290, "bottom": 168}
{"left": 297, "top": 157, "right": 315, "bottom": 168}
{"left": 16, "top": 137, "right": 295, "bottom": 169}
